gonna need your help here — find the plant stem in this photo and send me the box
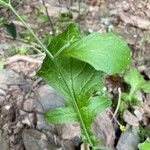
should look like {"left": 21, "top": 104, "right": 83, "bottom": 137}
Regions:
{"left": 53, "top": 61, "right": 95, "bottom": 148}
{"left": 112, "top": 87, "right": 121, "bottom": 120}
{"left": 78, "top": 0, "right": 81, "bottom": 16}
{"left": 5, "top": 3, "right": 95, "bottom": 148}
{"left": 41, "top": 0, "right": 55, "bottom": 35}
{"left": 8, "top": 5, "right": 54, "bottom": 60}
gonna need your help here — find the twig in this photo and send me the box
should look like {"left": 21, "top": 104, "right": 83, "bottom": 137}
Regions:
{"left": 111, "top": 87, "right": 122, "bottom": 120}
{"left": 4, "top": 54, "right": 43, "bottom": 65}
{"left": 12, "top": 20, "right": 36, "bottom": 28}
{"left": 109, "top": 110, "right": 121, "bottom": 125}
{"left": 40, "top": 0, "right": 55, "bottom": 35}
{"left": 78, "top": 0, "right": 81, "bottom": 16}
{"left": 1, "top": 34, "right": 43, "bottom": 54}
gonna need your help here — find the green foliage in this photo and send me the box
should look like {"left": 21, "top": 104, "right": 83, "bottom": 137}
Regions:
{"left": 37, "top": 23, "right": 131, "bottom": 148}
{"left": 37, "top": 15, "right": 48, "bottom": 23}
{"left": 119, "top": 68, "right": 150, "bottom": 112}
{"left": 0, "top": 60, "right": 4, "bottom": 70}
{"left": 138, "top": 140, "right": 150, "bottom": 150}
{"left": 4, "top": 22, "right": 17, "bottom": 39}
{"left": 0, "top": 17, "right": 6, "bottom": 25}
{"left": 124, "top": 68, "right": 150, "bottom": 96}
{"left": 15, "top": 45, "right": 29, "bottom": 54}
{"left": 59, "top": 11, "right": 73, "bottom": 21}
{"left": 60, "top": 32, "right": 131, "bottom": 75}
{"left": 0, "top": 0, "right": 10, "bottom": 6}
{"left": 19, "top": 31, "right": 34, "bottom": 42}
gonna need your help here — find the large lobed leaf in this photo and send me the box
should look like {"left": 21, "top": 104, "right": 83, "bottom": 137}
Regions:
{"left": 37, "top": 23, "right": 131, "bottom": 147}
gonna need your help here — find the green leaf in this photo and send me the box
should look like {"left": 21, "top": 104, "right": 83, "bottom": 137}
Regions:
{"left": 15, "top": 45, "right": 29, "bottom": 54}
{"left": 0, "top": 60, "right": 4, "bottom": 70}
{"left": 0, "top": 0, "right": 9, "bottom": 6}
{"left": 45, "top": 106, "right": 78, "bottom": 124}
{"left": 141, "top": 82, "right": 150, "bottom": 93}
{"left": 4, "top": 23, "right": 17, "bottom": 39}
{"left": 138, "top": 140, "right": 150, "bottom": 150}
{"left": 48, "top": 23, "right": 81, "bottom": 56}
{"left": 37, "top": 15, "right": 48, "bottom": 23}
{"left": 124, "top": 68, "right": 150, "bottom": 98}
{"left": 37, "top": 23, "right": 130, "bottom": 148}
{"left": 60, "top": 32, "right": 131, "bottom": 75}
{"left": 87, "top": 95, "right": 111, "bottom": 117}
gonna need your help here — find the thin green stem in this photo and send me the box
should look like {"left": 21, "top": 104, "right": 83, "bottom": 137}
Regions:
{"left": 112, "top": 87, "right": 121, "bottom": 120}
{"left": 3, "top": 3, "right": 95, "bottom": 148}
{"left": 8, "top": 5, "right": 54, "bottom": 60}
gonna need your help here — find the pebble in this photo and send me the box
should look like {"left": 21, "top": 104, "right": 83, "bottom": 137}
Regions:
{"left": 92, "top": 111, "right": 115, "bottom": 148}
{"left": 122, "top": 1, "right": 130, "bottom": 11}
{"left": 57, "top": 122, "right": 80, "bottom": 140}
{"left": 123, "top": 110, "right": 139, "bottom": 126}
{"left": 20, "top": 111, "right": 35, "bottom": 127}
{"left": 22, "top": 129, "right": 58, "bottom": 150}
{"left": 0, "top": 130, "right": 8, "bottom": 150}
{"left": 36, "top": 113, "right": 56, "bottom": 131}
{"left": 0, "top": 69, "right": 27, "bottom": 85}
{"left": 116, "top": 127, "right": 140, "bottom": 150}
{"left": 23, "top": 85, "right": 65, "bottom": 113}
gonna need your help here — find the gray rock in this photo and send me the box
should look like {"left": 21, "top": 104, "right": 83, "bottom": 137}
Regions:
{"left": 34, "top": 85, "right": 64, "bottom": 130}
{"left": 44, "top": 130, "right": 75, "bottom": 150}
{"left": 36, "top": 113, "right": 56, "bottom": 131}
{"left": 22, "top": 129, "right": 58, "bottom": 150}
{"left": 0, "top": 130, "right": 8, "bottom": 150}
{"left": 35, "top": 85, "right": 64, "bottom": 112}
{"left": 92, "top": 111, "right": 115, "bottom": 148}
{"left": 123, "top": 110, "right": 139, "bottom": 126}
{"left": 0, "top": 69, "right": 27, "bottom": 85}
{"left": 116, "top": 127, "right": 140, "bottom": 150}
{"left": 57, "top": 122, "right": 80, "bottom": 140}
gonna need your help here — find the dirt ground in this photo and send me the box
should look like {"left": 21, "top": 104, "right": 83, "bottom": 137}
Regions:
{"left": 0, "top": 0, "right": 150, "bottom": 150}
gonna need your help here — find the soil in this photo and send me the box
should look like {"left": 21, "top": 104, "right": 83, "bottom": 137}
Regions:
{"left": 0, "top": 0, "right": 150, "bottom": 150}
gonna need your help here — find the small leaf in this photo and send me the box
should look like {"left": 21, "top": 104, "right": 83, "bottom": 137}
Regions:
{"left": 37, "top": 15, "right": 48, "bottom": 23}
{"left": 138, "top": 140, "right": 150, "bottom": 150}
{"left": 15, "top": 45, "right": 29, "bottom": 54}
{"left": 45, "top": 106, "right": 78, "bottom": 124}
{"left": 141, "top": 82, "right": 150, "bottom": 93}
{"left": 48, "top": 23, "right": 80, "bottom": 55}
{"left": 0, "top": 60, "right": 4, "bottom": 70}
{"left": 61, "top": 32, "right": 131, "bottom": 75}
{"left": 124, "top": 68, "right": 150, "bottom": 96}
{"left": 87, "top": 95, "right": 111, "bottom": 118}
{"left": 4, "top": 23, "right": 17, "bottom": 39}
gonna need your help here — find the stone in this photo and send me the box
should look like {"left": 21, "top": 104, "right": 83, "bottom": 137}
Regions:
{"left": 0, "top": 69, "right": 27, "bottom": 85}
{"left": 92, "top": 111, "right": 115, "bottom": 148}
{"left": 57, "top": 122, "right": 80, "bottom": 140}
{"left": 35, "top": 85, "right": 64, "bottom": 112}
{"left": 23, "top": 98, "right": 34, "bottom": 112}
{"left": 21, "top": 113, "right": 35, "bottom": 127}
{"left": 116, "top": 127, "right": 140, "bottom": 150}
{"left": 0, "top": 130, "right": 8, "bottom": 150}
{"left": 123, "top": 110, "right": 139, "bottom": 126}
{"left": 22, "top": 129, "right": 58, "bottom": 150}
{"left": 35, "top": 85, "right": 64, "bottom": 130}
{"left": 44, "top": 130, "right": 75, "bottom": 150}
{"left": 36, "top": 113, "right": 56, "bottom": 131}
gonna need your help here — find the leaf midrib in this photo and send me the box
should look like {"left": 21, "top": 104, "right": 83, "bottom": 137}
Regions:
{"left": 53, "top": 59, "right": 95, "bottom": 148}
